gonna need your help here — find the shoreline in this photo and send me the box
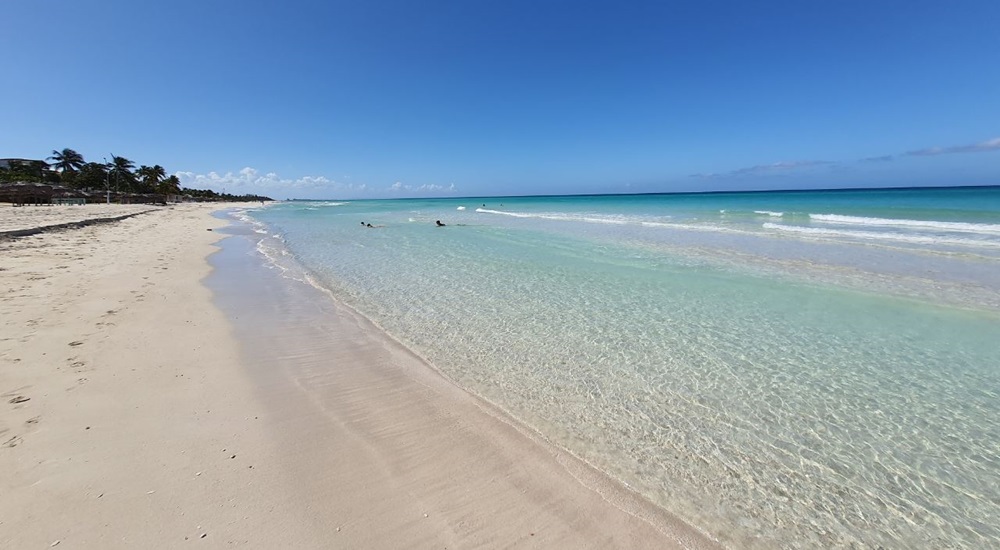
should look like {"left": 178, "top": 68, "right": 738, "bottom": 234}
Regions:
{"left": 209, "top": 212, "right": 721, "bottom": 547}
{"left": 1, "top": 204, "right": 720, "bottom": 548}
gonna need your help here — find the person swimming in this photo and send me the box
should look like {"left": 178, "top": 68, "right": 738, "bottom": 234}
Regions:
{"left": 435, "top": 220, "right": 446, "bottom": 227}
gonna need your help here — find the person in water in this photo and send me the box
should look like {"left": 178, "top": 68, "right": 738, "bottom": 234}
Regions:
{"left": 435, "top": 220, "right": 446, "bottom": 227}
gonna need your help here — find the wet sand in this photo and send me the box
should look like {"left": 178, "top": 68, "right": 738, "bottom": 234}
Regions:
{"left": 0, "top": 203, "right": 718, "bottom": 548}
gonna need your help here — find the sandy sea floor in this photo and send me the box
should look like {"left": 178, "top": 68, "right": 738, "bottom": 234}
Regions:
{"left": 0, "top": 203, "right": 716, "bottom": 549}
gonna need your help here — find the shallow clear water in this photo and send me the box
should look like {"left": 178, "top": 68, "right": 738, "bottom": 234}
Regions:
{"left": 242, "top": 187, "right": 1000, "bottom": 548}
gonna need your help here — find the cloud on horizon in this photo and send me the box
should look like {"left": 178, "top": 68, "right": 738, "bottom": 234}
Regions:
{"left": 389, "top": 181, "right": 457, "bottom": 193}
{"left": 690, "top": 160, "right": 831, "bottom": 179}
{"left": 175, "top": 167, "right": 350, "bottom": 193}
{"left": 689, "top": 135, "right": 998, "bottom": 181}
{"left": 175, "top": 168, "right": 458, "bottom": 198}
{"left": 906, "top": 137, "right": 1000, "bottom": 157}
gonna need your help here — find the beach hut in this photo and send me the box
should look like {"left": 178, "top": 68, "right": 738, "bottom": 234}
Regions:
{"left": 0, "top": 182, "right": 54, "bottom": 206}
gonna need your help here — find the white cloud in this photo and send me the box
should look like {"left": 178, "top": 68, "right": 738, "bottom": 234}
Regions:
{"left": 690, "top": 160, "right": 831, "bottom": 179}
{"left": 174, "top": 167, "right": 371, "bottom": 200}
{"left": 687, "top": 135, "right": 1000, "bottom": 181}
{"left": 174, "top": 168, "right": 339, "bottom": 191}
{"left": 385, "top": 181, "right": 457, "bottom": 194}
{"left": 907, "top": 137, "right": 1000, "bottom": 156}
{"left": 174, "top": 167, "right": 457, "bottom": 198}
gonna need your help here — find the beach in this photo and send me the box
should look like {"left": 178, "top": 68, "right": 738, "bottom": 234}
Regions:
{"left": 0, "top": 204, "right": 714, "bottom": 549}
{"left": 0, "top": 204, "right": 157, "bottom": 237}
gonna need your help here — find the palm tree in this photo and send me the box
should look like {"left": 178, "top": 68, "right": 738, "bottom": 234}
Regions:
{"left": 158, "top": 174, "right": 181, "bottom": 196}
{"left": 109, "top": 155, "right": 136, "bottom": 193}
{"left": 136, "top": 164, "right": 166, "bottom": 194}
{"left": 75, "top": 162, "right": 110, "bottom": 190}
{"left": 48, "top": 148, "right": 85, "bottom": 173}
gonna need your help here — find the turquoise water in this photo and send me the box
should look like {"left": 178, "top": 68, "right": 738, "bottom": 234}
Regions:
{"left": 241, "top": 187, "right": 1000, "bottom": 548}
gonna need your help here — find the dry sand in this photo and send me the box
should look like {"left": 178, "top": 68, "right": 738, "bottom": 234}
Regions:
{"left": 0, "top": 203, "right": 719, "bottom": 548}
{"left": 0, "top": 204, "right": 156, "bottom": 236}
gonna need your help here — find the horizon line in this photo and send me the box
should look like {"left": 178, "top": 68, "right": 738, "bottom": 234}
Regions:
{"left": 288, "top": 182, "right": 1000, "bottom": 202}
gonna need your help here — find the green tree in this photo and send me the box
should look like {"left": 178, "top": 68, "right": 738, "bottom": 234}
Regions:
{"left": 109, "top": 155, "right": 136, "bottom": 192}
{"left": 75, "top": 162, "right": 110, "bottom": 190}
{"left": 158, "top": 174, "right": 181, "bottom": 195}
{"left": 0, "top": 159, "right": 48, "bottom": 182}
{"left": 136, "top": 164, "right": 166, "bottom": 194}
{"left": 47, "top": 148, "right": 85, "bottom": 173}
{"left": 60, "top": 170, "right": 78, "bottom": 187}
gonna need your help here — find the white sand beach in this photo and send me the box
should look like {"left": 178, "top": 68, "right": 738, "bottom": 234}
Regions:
{"left": 0, "top": 204, "right": 717, "bottom": 548}
{"left": 0, "top": 204, "right": 156, "bottom": 235}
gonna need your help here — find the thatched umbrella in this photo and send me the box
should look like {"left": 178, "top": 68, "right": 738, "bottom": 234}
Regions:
{"left": 0, "top": 182, "right": 54, "bottom": 205}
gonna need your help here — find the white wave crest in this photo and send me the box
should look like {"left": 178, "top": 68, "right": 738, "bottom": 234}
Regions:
{"left": 810, "top": 214, "right": 1000, "bottom": 235}
{"left": 754, "top": 210, "right": 784, "bottom": 217}
{"left": 475, "top": 208, "right": 632, "bottom": 225}
{"left": 764, "top": 223, "right": 1000, "bottom": 248}
{"left": 471, "top": 208, "right": 766, "bottom": 236}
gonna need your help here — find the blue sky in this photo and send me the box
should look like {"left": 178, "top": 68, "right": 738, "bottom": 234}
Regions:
{"left": 2, "top": 0, "right": 998, "bottom": 199}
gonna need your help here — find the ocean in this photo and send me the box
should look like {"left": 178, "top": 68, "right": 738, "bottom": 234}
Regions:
{"left": 237, "top": 186, "right": 1000, "bottom": 548}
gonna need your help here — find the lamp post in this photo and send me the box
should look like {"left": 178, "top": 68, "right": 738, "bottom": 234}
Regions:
{"left": 103, "top": 157, "right": 111, "bottom": 204}
{"left": 109, "top": 153, "right": 122, "bottom": 203}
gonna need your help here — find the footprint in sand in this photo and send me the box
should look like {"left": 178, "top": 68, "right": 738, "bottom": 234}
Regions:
{"left": 3, "top": 435, "right": 23, "bottom": 448}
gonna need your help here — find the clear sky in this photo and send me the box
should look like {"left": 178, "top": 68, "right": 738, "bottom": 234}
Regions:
{"left": 2, "top": 0, "right": 998, "bottom": 199}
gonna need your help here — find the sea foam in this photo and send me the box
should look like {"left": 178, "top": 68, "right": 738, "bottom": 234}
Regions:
{"left": 764, "top": 222, "right": 1000, "bottom": 248}
{"left": 810, "top": 213, "right": 1000, "bottom": 234}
